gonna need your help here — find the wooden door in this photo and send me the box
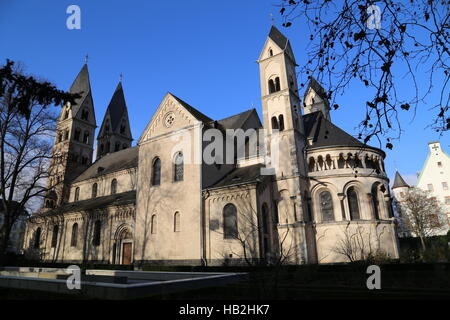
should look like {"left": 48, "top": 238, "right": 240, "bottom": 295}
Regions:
{"left": 122, "top": 243, "right": 132, "bottom": 265}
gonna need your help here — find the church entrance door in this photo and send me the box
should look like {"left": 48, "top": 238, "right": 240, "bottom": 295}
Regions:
{"left": 122, "top": 243, "right": 132, "bottom": 265}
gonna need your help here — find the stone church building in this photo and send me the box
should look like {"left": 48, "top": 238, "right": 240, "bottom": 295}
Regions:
{"left": 23, "top": 27, "right": 399, "bottom": 265}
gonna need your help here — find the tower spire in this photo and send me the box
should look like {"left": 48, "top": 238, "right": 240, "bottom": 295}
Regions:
{"left": 96, "top": 81, "right": 133, "bottom": 159}
{"left": 85, "top": 54, "right": 89, "bottom": 65}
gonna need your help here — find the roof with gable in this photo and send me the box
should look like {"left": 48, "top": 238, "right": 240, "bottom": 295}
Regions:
{"left": 69, "top": 64, "right": 92, "bottom": 117}
{"left": 73, "top": 146, "right": 139, "bottom": 183}
{"left": 304, "top": 77, "right": 329, "bottom": 103}
{"left": 217, "top": 108, "right": 261, "bottom": 130}
{"left": 171, "top": 93, "right": 213, "bottom": 123}
{"left": 303, "top": 111, "right": 385, "bottom": 156}
{"left": 392, "top": 171, "right": 410, "bottom": 189}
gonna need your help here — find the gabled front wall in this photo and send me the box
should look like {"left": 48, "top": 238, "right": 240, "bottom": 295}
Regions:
{"left": 134, "top": 94, "right": 203, "bottom": 264}
{"left": 416, "top": 143, "right": 450, "bottom": 233}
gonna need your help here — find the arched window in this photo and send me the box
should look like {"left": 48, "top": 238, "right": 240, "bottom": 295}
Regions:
{"left": 325, "top": 154, "right": 333, "bottom": 169}
{"left": 371, "top": 184, "right": 380, "bottom": 219}
{"left": 111, "top": 179, "right": 117, "bottom": 194}
{"left": 100, "top": 144, "right": 104, "bottom": 154}
{"left": 278, "top": 114, "right": 285, "bottom": 131}
{"left": 337, "top": 153, "right": 346, "bottom": 168}
{"left": 92, "top": 183, "right": 98, "bottom": 198}
{"left": 174, "top": 152, "right": 184, "bottom": 182}
{"left": 261, "top": 203, "right": 270, "bottom": 257}
{"left": 51, "top": 225, "right": 59, "bottom": 248}
{"left": 271, "top": 116, "right": 279, "bottom": 130}
{"left": 319, "top": 191, "right": 334, "bottom": 221}
{"left": 347, "top": 187, "right": 360, "bottom": 220}
{"left": 268, "top": 79, "right": 276, "bottom": 94}
{"left": 74, "top": 128, "right": 81, "bottom": 141}
{"left": 275, "top": 77, "right": 281, "bottom": 91}
{"left": 83, "top": 131, "right": 90, "bottom": 144}
{"left": 346, "top": 153, "right": 355, "bottom": 168}
{"left": 308, "top": 157, "right": 316, "bottom": 172}
{"left": 304, "top": 191, "right": 313, "bottom": 221}
{"left": 74, "top": 187, "right": 80, "bottom": 202}
{"left": 261, "top": 204, "right": 269, "bottom": 235}
{"left": 120, "top": 123, "right": 126, "bottom": 134}
{"left": 355, "top": 155, "right": 363, "bottom": 168}
{"left": 93, "top": 220, "right": 101, "bottom": 246}
{"left": 317, "top": 155, "right": 325, "bottom": 171}
{"left": 34, "top": 228, "right": 41, "bottom": 249}
{"left": 174, "top": 212, "right": 181, "bottom": 232}
{"left": 81, "top": 109, "right": 89, "bottom": 120}
{"left": 273, "top": 200, "right": 279, "bottom": 224}
{"left": 223, "top": 203, "right": 238, "bottom": 239}
{"left": 151, "top": 214, "right": 157, "bottom": 234}
{"left": 47, "top": 190, "right": 57, "bottom": 208}
{"left": 269, "top": 48, "right": 273, "bottom": 56}
{"left": 63, "top": 110, "right": 69, "bottom": 120}
{"left": 152, "top": 157, "right": 161, "bottom": 186}
{"left": 71, "top": 223, "right": 78, "bottom": 247}
{"left": 374, "top": 158, "right": 381, "bottom": 173}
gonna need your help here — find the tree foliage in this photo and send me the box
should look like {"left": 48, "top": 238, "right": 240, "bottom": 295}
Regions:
{"left": 279, "top": 0, "right": 449, "bottom": 148}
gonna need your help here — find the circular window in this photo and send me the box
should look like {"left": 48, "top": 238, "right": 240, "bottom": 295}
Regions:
{"left": 164, "top": 112, "right": 175, "bottom": 128}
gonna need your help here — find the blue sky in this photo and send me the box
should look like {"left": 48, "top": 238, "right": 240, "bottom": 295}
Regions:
{"left": 0, "top": 0, "right": 448, "bottom": 185}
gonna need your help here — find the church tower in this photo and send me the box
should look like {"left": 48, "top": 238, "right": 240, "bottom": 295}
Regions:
{"left": 258, "top": 26, "right": 312, "bottom": 264}
{"left": 43, "top": 64, "right": 96, "bottom": 209}
{"left": 258, "top": 26, "right": 306, "bottom": 178}
{"left": 96, "top": 81, "right": 132, "bottom": 159}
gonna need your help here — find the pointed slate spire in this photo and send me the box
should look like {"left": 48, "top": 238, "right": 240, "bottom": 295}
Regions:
{"left": 69, "top": 63, "right": 93, "bottom": 118}
{"left": 392, "top": 171, "right": 409, "bottom": 189}
{"left": 107, "top": 81, "right": 128, "bottom": 133}
{"left": 268, "top": 25, "right": 289, "bottom": 50}
{"left": 96, "top": 81, "right": 132, "bottom": 159}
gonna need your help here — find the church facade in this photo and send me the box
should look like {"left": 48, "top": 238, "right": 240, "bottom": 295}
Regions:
{"left": 23, "top": 27, "right": 399, "bottom": 265}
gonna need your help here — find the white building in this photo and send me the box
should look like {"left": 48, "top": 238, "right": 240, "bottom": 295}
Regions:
{"left": 416, "top": 141, "right": 450, "bottom": 235}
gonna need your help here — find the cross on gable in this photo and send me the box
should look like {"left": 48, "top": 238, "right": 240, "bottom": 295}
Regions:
{"left": 432, "top": 144, "right": 439, "bottom": 151}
